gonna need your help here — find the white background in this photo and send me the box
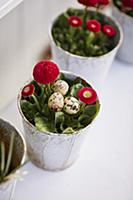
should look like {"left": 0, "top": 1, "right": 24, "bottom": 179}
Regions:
{"left": 0, "top": 59, "right": 133, "bottom": 200}
{"left": 0, "top": 0, "right": 79, "bottom": 109}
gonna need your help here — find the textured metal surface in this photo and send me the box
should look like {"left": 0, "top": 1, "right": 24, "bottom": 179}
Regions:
{"left": 0, "top": 118, "right": 26, "bottom": 199}
{"left": 23, "top": 119, "right": 88, "bottom": 171}
{"left": 18, "top": 72, "right": 94, "bottom": 171}
{"left": 49, "top": 13, "right": 123, "bottom": 91}
{"left": 112, "top": 5, "right": 133, "bottom": 64}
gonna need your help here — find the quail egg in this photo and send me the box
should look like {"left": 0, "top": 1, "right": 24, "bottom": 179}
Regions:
{"left": 48, "top": 92, "right": 64, "bottom": 111}
{"left": 52, "top": 80, "right": 69, "bottom": 96}
{"left": 64, "top": 97, "right": 80, "bottom": 114}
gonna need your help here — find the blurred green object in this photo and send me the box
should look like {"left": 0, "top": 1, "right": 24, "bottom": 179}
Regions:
{"left": 0, "top": 132, "right": 15, "bottom": 183}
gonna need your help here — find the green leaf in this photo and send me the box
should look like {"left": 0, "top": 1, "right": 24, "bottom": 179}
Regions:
{"left": 64, "top": 114, "right": 79, "bottom": 130}
{"left": 61, "top": 43, "right": 69, "bottom": 51}
{"left": 3, "top": 132, "right": 15, "bottom": 177}
{"left": 82, "top": 101, "right": 100, "bottom": 123}
{"left": 63, "top": 127, "right": 75, "bottom": 134}
{"left": 86, "top": 31, "right": 95, "bottom": 45}
{"left": 42, "top": 104, "right": 51, "bottom": 118}
{"left": 31, "top": 80, "right": 41, "bottom": 95}
{"left": 34, "top": 114, "right": 51, "bottom": 132}
{"left": 55, "top": 112, "right": 65, "bottom": 133}
{"left": 56, "top": 14, "right": 68, "bottom": 28}
{"left": 70, "top": 43, "right": 77, "bottom": 53}
{"left": 83, "top": 104, "right": 97, "bottom": 116}
{"left": 0, "top": 141, "right": 5, "bottom": 179}
{"left": 78, "top": 114, "right": 92, "bottom": 126}
{"left": 73, "top": 77, "right": 90, "bottom": 87}
{"left": 70, "top": 83, "right": 83, "bottom": 98}
{"left": 55, "top": 112, "right": 65, "bottom": 126}
{"left": 21, "top": 100, "right": 38, "bottom": 122}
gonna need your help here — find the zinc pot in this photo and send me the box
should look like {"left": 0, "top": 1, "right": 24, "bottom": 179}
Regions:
{"left": 0, "top": 119, "right": 26, "bottom": 200}
{"left": 50, "top": 11, "right": 123, "bottom": 91}
{"left": 112, "top": 3, "right": 133, "bottom": 64}
{"left": 18, "top": 71, "right": 99, "bottom": 171}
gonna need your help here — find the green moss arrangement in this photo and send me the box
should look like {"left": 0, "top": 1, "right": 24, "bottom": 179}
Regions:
{"left": 52, "top": 7, "right": 119, "bottom": 57}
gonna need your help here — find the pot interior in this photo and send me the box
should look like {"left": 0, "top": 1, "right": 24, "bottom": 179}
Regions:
{"left": 0, "top": 119, "right": 25, "bottom": 174}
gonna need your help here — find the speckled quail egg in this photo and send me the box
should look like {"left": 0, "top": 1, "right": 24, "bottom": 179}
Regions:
{"left": 48, "top": 92, "right": 64, "bottom": 111}
{"left": 64, "top": 97, "right": 80, "bottom": 115}
{"left": 52, "top": 80, "right": 69, "bottom": 96}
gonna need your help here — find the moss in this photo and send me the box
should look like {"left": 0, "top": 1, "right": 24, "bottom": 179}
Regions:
{"left": 52, "top": 8, "right": 120, "bottom": 57}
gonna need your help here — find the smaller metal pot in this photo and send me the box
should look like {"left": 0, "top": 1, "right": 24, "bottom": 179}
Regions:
{"left": 0, "top": 118, "right": 26, "bottom": 200}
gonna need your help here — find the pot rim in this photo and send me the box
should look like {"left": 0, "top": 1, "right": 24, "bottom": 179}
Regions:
{"left": 17, "top": 70, "right": 99, "bottom": 137}
{"left": 49, "top": 8, "right": 123, "bottom": 60}
{"left": 0, "top": 118, "right": 27, "bottom": 184}
{"left": 112, "top": 1, "right": 133, "bottom": 20}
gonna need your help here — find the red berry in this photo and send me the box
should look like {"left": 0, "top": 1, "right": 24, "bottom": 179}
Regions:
{"left": 33, "top": 60, "right": 59, "bottom": 85}
{"left": 77, "top": 87, "right": 97, "bottom": 104}
{"left": 122, "top": 0, "right": 133, "bottom": 9}
{"left": 86, "top": 20, "right": 101, "bottom": 32}
{"left": 77, "top": 0, "right": 98, "bottom": 6}
{"left": 103, "top": 25, "right": 116, "bottom": 37}
{"left": 98, "top": 0, "right": 109, "bottom": 5}
{"left": 68, "top": 16, "right": 83, "bottom": 27}
{"left": 21, "top": 84, "right": 35, "bottom": 97}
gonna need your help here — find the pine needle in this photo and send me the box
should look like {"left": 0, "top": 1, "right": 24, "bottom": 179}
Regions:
{"left": 0, "top": 141, "right": 5, "bottom": 180}
{"left": 3, "top": 132, "right": 15, "bottom": 177}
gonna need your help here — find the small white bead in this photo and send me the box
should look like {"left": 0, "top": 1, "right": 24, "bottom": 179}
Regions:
{"left": 53, "top": 80, "right": 69, "bottom": 96}
{"left": 64, "top": 97, "right": 80, "bottom": 115}
{"left": 48, "top": 92, "right": 64, "bottom": 111}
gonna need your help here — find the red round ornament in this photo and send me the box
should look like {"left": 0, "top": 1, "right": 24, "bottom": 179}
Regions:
{"left": 77, "top": 0, "right": 98, "bottom": 6}
{"left": 122, "top": 0, "right": 133, "bottom": 9}
{"left": 103, "top": 25, "right": 116, "bottom": 37}
{"left": 68, "top": 16, "right": 83, "bottom": 27}
{"left": 33, "top": 60, "right": 59, "bottom": 85}
{"left": 98, "top": 0, "right": 109, "bottom": 5}
{"left": 21, "top": 84, "right": 35, "bottom": 97}
{"left": 77, "top": 87, "right": 97, "bottom": 104}
{"left": 86, "top": 19, "right": 101, "bottom": 32}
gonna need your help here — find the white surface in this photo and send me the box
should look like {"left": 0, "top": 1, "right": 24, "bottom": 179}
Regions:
{"left": 0, "top": 59, "right": 133, "bottom": 200}
{"left": 0, "top": 0, "right": 23, "bottom": 19}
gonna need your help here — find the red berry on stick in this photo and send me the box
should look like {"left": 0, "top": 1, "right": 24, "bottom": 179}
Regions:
{"left": 33, "top": 60, "right": 59, "bottom": 85}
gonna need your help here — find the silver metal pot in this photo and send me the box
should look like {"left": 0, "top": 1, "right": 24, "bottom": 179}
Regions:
{"left": 0, "top": 118, "right": 26, "bottom": 200}
{"left": 112, "top": 4, "right": 133, "bottom": 64}
{"left": 18, "top": 71, "right": 99, "bottom": 171}
{"left": 49, "top": 10, "right": 123, "bottom": 91}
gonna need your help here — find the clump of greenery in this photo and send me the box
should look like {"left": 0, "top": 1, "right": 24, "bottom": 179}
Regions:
{"left": 20, "top": 73, "right": 100, "bottom": 134}
{"left": 0, "top": 133, "right": 15, "bottom": 183}
{"left": 113, "top": 0, "right": 133, "bottom": 17}
{"left": 52, "top": 8, "right": 119, "bottom": 57}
